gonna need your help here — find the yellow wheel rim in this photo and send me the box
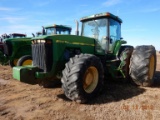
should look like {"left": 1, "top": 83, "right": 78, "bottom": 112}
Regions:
{"left": 83, "top": 66, "right": 98, "bottom": 93}
{"left": 149, "top": 55, "right": 155, "bottom": 79}
{"left": 22, "top": 60, "right": 32, "bottom": 66}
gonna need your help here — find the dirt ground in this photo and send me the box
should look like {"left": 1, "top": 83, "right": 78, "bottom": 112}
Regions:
{"left": 0, "top": 53, "right": 160, "bottom": 120}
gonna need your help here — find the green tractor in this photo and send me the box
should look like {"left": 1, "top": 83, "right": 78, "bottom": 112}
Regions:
{"left": 17, "top": 24, "right": 72, "bottom": 66}
{"left": 2, "top": 33, "right": 32, "bottom": 67}
{"left": 13, "top": 12, "right": 156, "bottom": 103}
{"left": 2, "top": 25, "right": 72, "bottom": 67}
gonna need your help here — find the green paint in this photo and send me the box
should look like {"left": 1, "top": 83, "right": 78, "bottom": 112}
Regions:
{"left": 13, "top": 66, "right": 39, "bottom": 84}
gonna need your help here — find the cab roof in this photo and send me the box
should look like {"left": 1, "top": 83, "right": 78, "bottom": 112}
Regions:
{"left": 80, "top": 12, "right": 122, "bottom": 23}
{"left": 10, "top": 33, "right": 26, "bottom": 36}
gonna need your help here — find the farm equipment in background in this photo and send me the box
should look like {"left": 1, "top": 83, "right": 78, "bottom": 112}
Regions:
{"left": 32, "top": 24, "right": 72, "bottom": 37}
{"left": 18, "top": 24, "right": 72, "bottom": 66}
{"left": 0, "top": 33, "right": 28, "bottom": 65}
{"left": 13, "top": 12, "right": 156, "bottom": 103}
{"left": 2, "top": 33, "right": 32, "bottom": 67}
{"left": 1, "top": 25, "right": 72, "bottom": 67}
{"left": 42, "top": 24, "right": 72, "bottom": 35}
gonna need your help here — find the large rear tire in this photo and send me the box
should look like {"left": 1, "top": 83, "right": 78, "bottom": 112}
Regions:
{"left": 119, "top": 46, "right": 134, "bottom": 81}
{"left": 61, "top": 54, "right": 104, "bottom": 103}
{"left": 118, "top": 45, "right": 134, "bottom": 57}
{"left": 129, "top": 45, "right": 156, "bottom": 87}
{"left": 17, "top": 55, "right": 32, "bottom": 66}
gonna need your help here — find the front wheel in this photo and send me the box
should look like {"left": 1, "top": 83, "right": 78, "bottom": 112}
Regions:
{"left": 129, "top": 45, "right": 156, "bottom": 87}
{"left": 17, "top": 55, "right": 32, "bottom": 66}
{"left": 61, "top": 54, "right": 104, "bottom": 103}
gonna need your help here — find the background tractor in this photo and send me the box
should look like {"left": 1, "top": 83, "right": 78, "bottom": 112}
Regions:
{"left": 13, "top": 12, "right": 156, "bottom": 103}
{"left": 17, "top": 24, "right": 72, "bottom": 66}
{"left": 0, "top": 33, "right": 28, "bottom": 65}
{"left": 2, "top": 33, "right": 32, "bottom": 67}
{"left": 2, "top": 25, "right": 72, "bottom": 67}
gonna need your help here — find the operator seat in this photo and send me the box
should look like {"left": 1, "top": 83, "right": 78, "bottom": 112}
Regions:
{"left": 101, "top": 36, "right": 108, "bottom": 51}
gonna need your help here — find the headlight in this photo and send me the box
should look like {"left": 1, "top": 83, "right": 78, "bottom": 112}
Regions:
{"left": 32, "top": 39, "right": 51, "bottom": 44}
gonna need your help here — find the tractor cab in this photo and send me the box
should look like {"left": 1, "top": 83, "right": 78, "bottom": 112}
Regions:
{"left": 42, "top": 24, "right": 72, "bottom": 35}
{"left": 9, "top": 33, "right": 26, "bottom": 38}
{"left": 81, "top": 12, "right": 123, "bottom": 54}
{"left": 1, "top": 33, "right": 26, "bottom": 41}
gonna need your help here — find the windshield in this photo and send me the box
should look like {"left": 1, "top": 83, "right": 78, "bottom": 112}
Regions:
{"left": 11, "top": 35, "right": 26, "bottom": 38}
{"left": 81, "top": 18, "right": 108, "bottom": 52}
{"left": 46, "top": 27, "right": 56, "bottom": 35}
{"left": 81, "top": 18, "right": 108, "bottom": 40}
{"left": 45, "top": 27, "right": 70, "bottom": 35}
{"left": 56, "top": 28, "right": 70, "bottom": 35}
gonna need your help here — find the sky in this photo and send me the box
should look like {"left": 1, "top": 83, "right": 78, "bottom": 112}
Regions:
{"left": 0, "top": 0, "right": 160, "bottom": 50}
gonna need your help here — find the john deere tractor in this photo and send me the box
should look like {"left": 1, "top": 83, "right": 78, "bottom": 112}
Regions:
{"left": 18, "top": 24, "right": 72, "bottom": 66}
{"left": 2, "top": 33, "right": 32, "bottom": 67}
{"left": 2, "top": 25, "right": 72, "bottom": 67}
{"left": 13, "top": 12, "right": 156, "bottom": 103}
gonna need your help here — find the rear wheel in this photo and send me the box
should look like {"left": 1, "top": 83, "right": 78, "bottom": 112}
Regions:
{"left": 17, "top": 55, "right": 32, "bottom": 66}
{"left": 61, "top": 54, "right": 104, "bottom": 103}
{"left": 118, "top": 45, "right": 134, "bottom": 57}
{"left": 129, "top": 45, "right": 156, "bottom": 87}
{"left": 119, "top": 46, "right": 134, "bottom": 81}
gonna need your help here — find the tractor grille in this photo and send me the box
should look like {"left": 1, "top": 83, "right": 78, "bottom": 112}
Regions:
{"left": 32, "top": 40, "right": 53, "bottom": 72}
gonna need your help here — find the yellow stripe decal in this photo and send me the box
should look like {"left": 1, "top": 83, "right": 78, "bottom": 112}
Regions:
{"left": 56, "top": 40, "right": 95, "bottom": 46}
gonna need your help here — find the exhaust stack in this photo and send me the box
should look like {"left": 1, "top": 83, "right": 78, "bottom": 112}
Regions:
{"left": 42, "top": 26, "right": 45, "bottom": 35}
{"left": 32, "top": 33, "right": 35, "bottom": 37}
{"left": 75, "top": 20, "right": 79, "bottom": 36}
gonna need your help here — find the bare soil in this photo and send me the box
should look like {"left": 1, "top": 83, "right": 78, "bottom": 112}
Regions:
{"left": 0, "top": 54, "right": 160, "bottom": 120}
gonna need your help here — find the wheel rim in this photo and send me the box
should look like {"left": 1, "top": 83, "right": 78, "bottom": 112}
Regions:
{"left": 149, "top": 55, "right": 155, "bottom": 79}
{"left": 83, "top": 66, "right": 98, "bottom": 93}
{"left": 22, "top": 60, "right": 32, "bottom": 66}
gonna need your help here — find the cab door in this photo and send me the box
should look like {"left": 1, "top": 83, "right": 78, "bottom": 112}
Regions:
{"left": 108, "top": 19, "right": 121, "bottom": 53}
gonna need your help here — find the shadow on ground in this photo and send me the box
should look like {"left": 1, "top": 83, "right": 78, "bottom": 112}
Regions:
{"left": 57, "top": 79, "right": 146, "bottom": 105}
{"left": 89, "top": 80, "right": 145, "bottom": 104}
{"left": 153, "top": 71, "right": 160, "bottom": 87}
{"left": 57, "top": 71, "right": 160, "bottom": 104}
